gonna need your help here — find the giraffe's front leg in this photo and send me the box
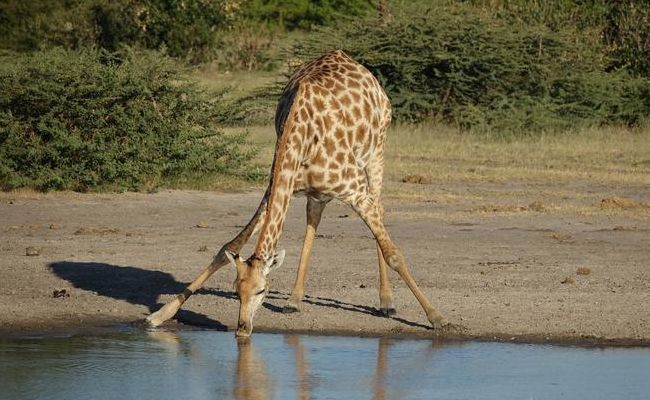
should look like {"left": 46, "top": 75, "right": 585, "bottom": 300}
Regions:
{"left": 283, "top": 197, "right": 328, "bottom": 313}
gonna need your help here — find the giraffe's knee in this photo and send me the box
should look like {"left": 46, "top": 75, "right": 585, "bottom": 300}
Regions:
{"left": 383, "top": 248, "right": 404, "bottom": 272}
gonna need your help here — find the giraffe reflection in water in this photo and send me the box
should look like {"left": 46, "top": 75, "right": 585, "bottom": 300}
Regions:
{"left": 145, "top": 329, "right": 398, "bottom": 399}
{"left": 233, "top": 335, "right": 393, "bottom": 400}
{"left": 234, "top": 338, "right": 270, "bottom": 400}
{"left": 285, "top": 335, "right": 311, "bottom": 400}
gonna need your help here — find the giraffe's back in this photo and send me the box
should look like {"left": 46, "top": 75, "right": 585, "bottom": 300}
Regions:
{"left": 276, "top": 50, "right": 391, "bottom": 200}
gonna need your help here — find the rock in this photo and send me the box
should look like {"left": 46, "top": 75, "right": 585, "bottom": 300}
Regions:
{"left": 25, "top": 246, "right": 40, "bottom": 256}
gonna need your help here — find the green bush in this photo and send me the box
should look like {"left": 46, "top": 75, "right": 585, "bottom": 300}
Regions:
{"left": 463, "top": 0, "right": 650, "bottom": 77}
{"left": 0, "top": 0, "right": 98, "bottom": 51}
{"left": 94, "top": 0, "right": 226, "bottom": 64}
{"left": 292, "top": 3, "right": 650, "bottom": 134}
{"left": 603, "top": 0, "right": 650, "bottom": 76}
{"left": 242, "top": 0, "right": 374, "bottom": 30}
{"left": 213, "top": 20, "right": 280, "bottom": 71}
{"left": 0, "top": 0, "right": 226, "bottom": 64}
{"left": 0, "top": 48, "right": 256, "bottom": 191}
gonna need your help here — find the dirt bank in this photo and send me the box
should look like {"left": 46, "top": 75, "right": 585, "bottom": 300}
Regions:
{"left": 1, "top": 182, "right": 649, "bottom": 344}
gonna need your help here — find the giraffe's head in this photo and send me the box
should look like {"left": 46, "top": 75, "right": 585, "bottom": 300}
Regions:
{"left": 225, "top": 250, "right": 286, "bottom": 337}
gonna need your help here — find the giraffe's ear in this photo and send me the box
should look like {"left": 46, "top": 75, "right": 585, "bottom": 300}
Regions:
{"left": 263, "top": 249, "right": 285, "bottom": 276}
{"left": 225, "top": 250, "right": 239, "bottom": 267}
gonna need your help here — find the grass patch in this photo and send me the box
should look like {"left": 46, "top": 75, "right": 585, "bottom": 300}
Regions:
{"left": 385, "top": 123, "right": 650, "bottom": 186}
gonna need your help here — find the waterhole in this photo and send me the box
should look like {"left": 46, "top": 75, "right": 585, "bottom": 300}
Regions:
{"left": 1, "top": 329, "right": 648, "bottom": 399}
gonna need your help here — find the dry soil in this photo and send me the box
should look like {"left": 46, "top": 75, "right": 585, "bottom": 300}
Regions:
{"left": 1, "top": 182, "right": 648, "bottom": 344}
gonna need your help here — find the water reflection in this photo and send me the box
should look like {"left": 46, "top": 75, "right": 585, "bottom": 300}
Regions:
{"left": 1, "top": 331, "right": 649, "bottom": 400}
{"left": 233, "top": 339, "right": 269, "bottom": 400}
{"left": 373, "top": 338, "right": 391, "bottom": 400}
{"left": 229, "top": 334, "right": 398, "bottom": 400}
{"left": 285, "top": 335, "right": 310, "bottom": 400}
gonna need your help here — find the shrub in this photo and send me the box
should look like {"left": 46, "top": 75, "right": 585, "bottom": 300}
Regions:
{"left": 0, "top": 0, "right": 227, "bottom": 64}
{"left": 0, "top": 48, "right": 256, "bottom": 191}
{"left": 0, "top": 0, "right": 98, "bottom": 51}
{"left": 213, "top": 20, "right": 280, "bottom": 71}
{"left": 603, "top": 0, "right": 650, "bottom": 76}
{"left": 292, "top": 2, "right": 650, "bottom": 134}
{"left": 242, "top": 0, "right": 374, "bottom": 30}
{"left": 94, "top": 0, "right": 226, "bottom": 64}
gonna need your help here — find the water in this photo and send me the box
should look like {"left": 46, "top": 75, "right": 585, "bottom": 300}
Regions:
{"left": 1, "top": 329, "right": 649, "bottom": 400}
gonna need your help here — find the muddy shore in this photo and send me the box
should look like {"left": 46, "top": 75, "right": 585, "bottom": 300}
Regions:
{"left": 1, "top": 184, "right": 648, "bottom": 345}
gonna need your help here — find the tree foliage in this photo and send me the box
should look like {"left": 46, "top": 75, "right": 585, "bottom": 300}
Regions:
{"left": 241, "top": 0, "right": 374, "bottom": 30}
{"left": 291, "top": 2, "right": 650, "bottom": 133}
{"left": 0, "top": 48, "right": 256, "bottom": 191}
{"left": 0, "top": 0, "right": 226, "bottom": 63}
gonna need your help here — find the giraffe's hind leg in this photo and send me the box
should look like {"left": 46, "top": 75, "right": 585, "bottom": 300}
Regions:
{"left": 283, "top": 197, "right": 329, "bottom": 313}
{"left": 350, "top": 196, "right": 446, "bottom": 329}
{"left": 376, "top": 244, "right": 396, "bottom": 317}
{"left": 362, "top": 147, "right": 396, "bottom": 317}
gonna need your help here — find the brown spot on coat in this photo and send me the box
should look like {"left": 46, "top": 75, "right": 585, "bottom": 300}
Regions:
{"left": 348, "top": 72, "right": 363, "bottom": 80}
{"left": 312, "top": 149, "right": 327, "bottom": 166}
{"left": 363, "top": 100, "right": 372, "bottom": 119}
{"left": 322, "top": 115, "right": 333, "bottom": 131}
{"left": 314, "top": 97, "right": 325, "bottom": 112}
{"left": 324, "top": 136, "right": 336, "bottom": 155}
{"left": 352, "top": 106, "right": 362, "bottom": 119}
{"left": 309, "top": 171, "right": 324, "bottom": 183}
{"left": 348, "top": 79, "right": 361, "bottom": 89}
{"left": 371, "top": 115, "right": 379, "bottom": 129}
{"left": 355, "top": 124, "right": 368, "bottom": 142}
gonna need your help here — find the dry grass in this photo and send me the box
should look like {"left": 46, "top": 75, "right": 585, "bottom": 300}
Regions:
{"left": 193, "top": 69, "right": 279, "bottom": 101}
{"left": 384, "top": 123, "right": 650, "bottom": 186}
{"left": 190, "top": 70, "right": 650, "bottom": 201}
{"left": 204, "top": 122, "right": 650, "bottom": 217}
{"left": 235, "top": 122, "right": 650, "bottom": 185}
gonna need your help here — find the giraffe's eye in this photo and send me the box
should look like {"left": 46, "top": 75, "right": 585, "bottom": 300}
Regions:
{"left": 255, "top": 289, "right": 266, "bottom": 296}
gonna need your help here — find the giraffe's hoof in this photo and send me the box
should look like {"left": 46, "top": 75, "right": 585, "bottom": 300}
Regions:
{"left": 428, "top": 316, "right": 449, "bottom": 330}
{"left": 426, "top": 308, "right": 449, "bottom": 329}
{"left": 379, "top": 307, "right": 397, "bottom": 317}
{"left": 145, "top": 311, "right": 168, "bottom": 327}
{"left": 282, "top": 304, "right": 301, "bottom": 313}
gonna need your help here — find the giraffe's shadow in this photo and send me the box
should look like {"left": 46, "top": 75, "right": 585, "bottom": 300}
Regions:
{"left": 48, "top": 261, "right": 229, "bottom": 330}
{"left": 264, "top": 291, "right": 432, "bottom": 330}
{"left": 49, "top": 261, "right": 431, "bottom": 331}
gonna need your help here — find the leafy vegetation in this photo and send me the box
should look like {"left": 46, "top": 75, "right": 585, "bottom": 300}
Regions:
{"left": 241, "top": 0, "right": 374, "bottom": 30}
{"left": 0, "top": 0, "right": 226, "bottom": 63}
{"left": 0, "top": 48, "right": 256, "bottom": 191}
{"left": 291, "top": 2, "right": 650, "bottom": 133}
{"left": 0, "top": 0, "right": 648, "bottom": 191}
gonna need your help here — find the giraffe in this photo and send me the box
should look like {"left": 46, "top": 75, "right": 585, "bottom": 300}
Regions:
{"left": 146, "top": 50, "right": 446, "bottom": 336}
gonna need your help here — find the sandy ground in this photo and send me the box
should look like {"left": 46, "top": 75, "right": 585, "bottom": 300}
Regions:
{"left": 1, "top": 181, "right": 649, "bottom": 344}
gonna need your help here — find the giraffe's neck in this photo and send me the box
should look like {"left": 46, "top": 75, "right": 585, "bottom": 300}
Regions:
{"left": 253, "top": 181, "right": 293, "bottom": 260}
{"left": 253, "top": 109, "right": 304, "bottom": 261}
